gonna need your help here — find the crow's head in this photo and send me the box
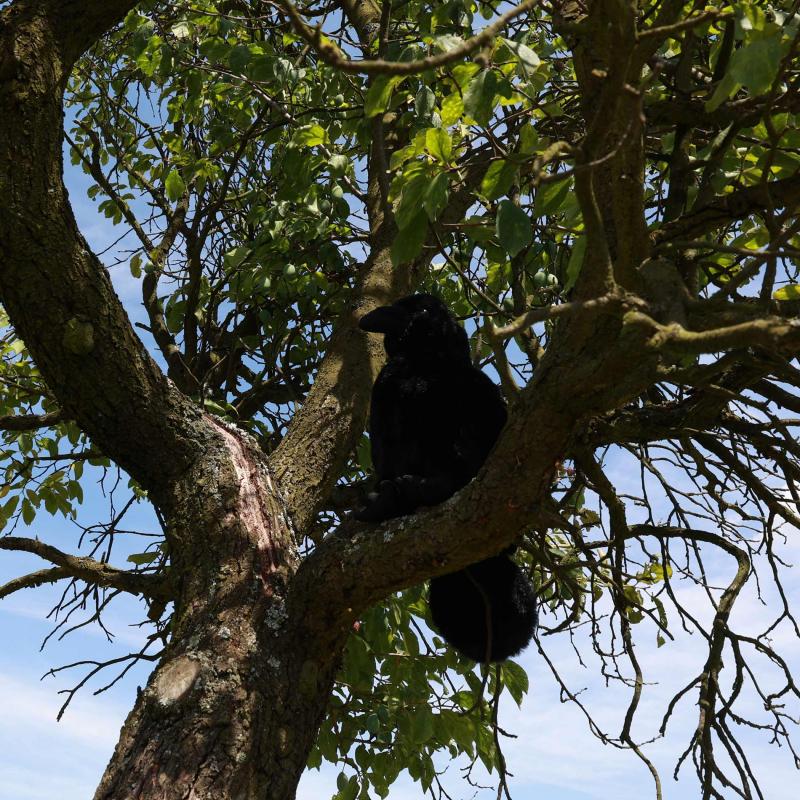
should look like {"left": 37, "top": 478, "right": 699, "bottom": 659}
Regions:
{"left": 358, "top": 293, "right": 469, "bottom": 361}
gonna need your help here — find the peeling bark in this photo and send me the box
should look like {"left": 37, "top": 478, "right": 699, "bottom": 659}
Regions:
{"left": 95, "top": 421, "right": 347, "bottom": 800}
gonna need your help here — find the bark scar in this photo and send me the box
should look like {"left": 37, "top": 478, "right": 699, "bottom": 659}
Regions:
{"left": 153, "top": 655, "right": 200, "bottom": 705}
{"left": 208, "top": 417, "right": 283, "bottom": 594}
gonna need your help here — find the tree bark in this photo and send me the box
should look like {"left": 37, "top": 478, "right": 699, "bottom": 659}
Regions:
{"left": 94, "top": 420, "right": 353, "bottom": 800}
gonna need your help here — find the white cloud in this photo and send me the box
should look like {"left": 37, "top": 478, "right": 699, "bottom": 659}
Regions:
{"left": 0, "top": 671, "right": 126, "bottom": 800}
{"left": 0, "top": 672, "right": 123, "bottom": 748}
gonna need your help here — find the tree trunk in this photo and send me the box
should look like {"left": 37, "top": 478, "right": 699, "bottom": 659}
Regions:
{"left": 95, "top": 421, "right": 350, "bottom": 800}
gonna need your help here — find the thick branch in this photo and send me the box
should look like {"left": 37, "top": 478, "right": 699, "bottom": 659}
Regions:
{"left": 489, "top": 290, "right": 645, "bottom": 340}
{"left": 280, "top": 0, "right": 538, "bottom": 75}
{"left": 0, "top": 1, "right": 212, "bottom": 499}
{"left": 140, "top": 195, "right": 201, "bottom": 394}
{"left": 654, "top": 175, "right": 800, "bottom": 244}
{"left": 0, "top": 409, "right": 62, "bottom": 431}
{"left": 0, "top": 536, "right": 171, "bottom": 599}
{"left": 292, "top": 298, "right": 660, "bottom": 623}
{"left": 753, "top": 379, "right": 800, "bottom": 414}
{"left": 1, "top": 2, "right": 138, "bottom": 66}
{"left": 626, "top": 311, "right": 800, "bottom": 356}
{"left": 234, "top": 380, "right": 309, "bottom": 419}
{"left": 570, "top": 0, "right": 649, "bottom": 292}
{"left": 0, "top": 565, "right": 69, "bottom": 599}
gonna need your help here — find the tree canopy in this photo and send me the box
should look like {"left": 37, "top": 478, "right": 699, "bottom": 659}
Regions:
{"left": 1, "top": 1, "right": 800, "bottom": 799}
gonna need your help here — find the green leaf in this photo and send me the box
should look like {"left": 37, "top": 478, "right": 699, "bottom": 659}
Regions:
{"left": 729, "top": 34, "right": 783, "bottom": 96}
{"left": 440, "top": 92, "right": 463, "bottom": 126}
{"left": 533, "top": 178, "right": 570, "bottom": 217}
{"left": 389, "top": 130, "right": 428, "bottom": 170}
{"left": 496, "top": 200, "right": 531, "bottom": 257}
{"left": 480, "top": 159, "right": 517, "bottom": 200}
{"left": 44, "top": 492, "right": 57, "bottom": 515}
{"left": 295, "top": 124, "right": 328, "bottom": 147}
{"left": 136, "top": 39, "right": 162, "bottom": 77}
{"left": 463, "top": 69, "right": 498, "bottom": 126}
{"left": 365, "top": 75, "right": 405, "bottom": 118}
{"left": 422, "top": 172, "right": 450, "bottom": 221}
{"left": 705, "top": 72, "right": 740, "bottom": 112}
{"left": 227, "top": 44, "right": 251, "bottom": 73}
{"left": 773, "top": 284, "right": 800, "bottom": 301}
{"left": 434, "top": 34, "right": 464, "bottom": 53}
{"left": 564, "top": 234, "right": 586, "bottom": 292}
{"left": 165, "top": 169, "right": 186, "bottom": 201}
{"left": 502, "top": 38, "right": 541, "bottom": 77}
{"left": 171, "top": 21, "right": 191, "bottom": 39}
{"left": 365, "top": 713, "right": 380, "bottom": 735}
{"left": 395, "top": 174, "right": 430, "bottom": 230}
{"left": 463, "top": 215, "right": 495, "bottom": 242}
{"left": 408, "top": 707, "right": 434, "bottom": 744}
{"left": 451, "top": 62, "right": 481, "bottom": 89}
{"left": 425, "top": 128, "right": 452, "bottom": 163}
{"left": 501, "top": 660, "right": 529, "bottom": 707}
{"left": 654, "top": 595, "right": 669, "bottom": 631}
{"left": 1, "top": 495, "right": 20, "bottom": 528}
{"left": 223, "top": 246, "right": 249, "bottom": 270}
{"left": 21, "top": 498, "right": 35, "bottom": 526}
{"left": 335, "top": 775, "right": 359, "bottom": 800}
{"left": 476, "top": 724, "right": 497, "bottom": 773}
{"left": 391, "top": 211, "right": 428, "bottom": 266}
{"left": 307, "top": 747, "right": 322, "bottom": 770}
{"left": 437, "top": 709, "right": 475, "bottom": 754}
{"left": 415, "top": 85, "right": 436, "bottom": 118}
{"left": 328, "top": 154, "right": 350, "bottom": 177}
{"left": 623, "top": 585, "right": 644, "bottom": 623}
{"left": 519, "top": 124, "right": 539, "bottom": 154}
{"left": 127, "top": 551, "right": 160, "bottom": 565}
{"left": 639, "top": 560, "right": 671, "bottom": 584}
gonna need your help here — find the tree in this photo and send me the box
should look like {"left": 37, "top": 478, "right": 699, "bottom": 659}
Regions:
{"left": 1, "top": 0, "right": 800, "bottom": 797}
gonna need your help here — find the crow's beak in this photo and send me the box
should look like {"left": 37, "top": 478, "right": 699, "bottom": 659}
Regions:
{"left": 358, "top": 305, "right": 406, "bottom": 335}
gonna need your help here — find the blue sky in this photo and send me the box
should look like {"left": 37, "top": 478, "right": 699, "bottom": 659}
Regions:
{"left": 2, "top": 121, "right": 800, "bottom": 800}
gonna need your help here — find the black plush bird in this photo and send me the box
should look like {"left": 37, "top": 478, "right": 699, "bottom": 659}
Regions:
{"left": 357, "top": 293, "right": 537, "bottom": 662}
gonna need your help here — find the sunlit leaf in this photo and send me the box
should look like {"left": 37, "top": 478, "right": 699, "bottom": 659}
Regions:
{"left": 165, "top": 169, "right": 186, "bottom": 201}
{"left": 773, "top": 284, "right": 800, "bottom": 301}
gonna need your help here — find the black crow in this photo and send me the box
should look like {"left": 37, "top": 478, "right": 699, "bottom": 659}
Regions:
{"left": 357, "top": 293, "right": 537, "bottom": 662}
